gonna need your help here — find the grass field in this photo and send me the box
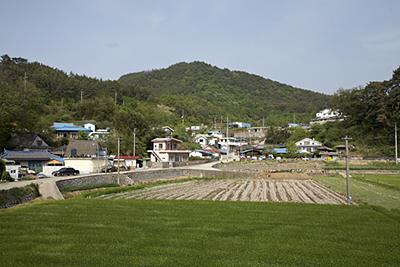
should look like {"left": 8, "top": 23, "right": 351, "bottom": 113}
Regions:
{"left": 324, "top": 161, "right": 400, "bottom": 170}
{"left": 0, "top": 199, "right": 399, "bottom": 266}
{"left": 314, "top": 175, "right": 400, "bottom": 210}
{"left": 352, "top": 174, "right": 400, "bottom": 190}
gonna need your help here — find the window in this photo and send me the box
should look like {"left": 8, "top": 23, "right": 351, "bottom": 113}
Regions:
{"left": 159, "top": 143, "right": 163, "bottom": 149}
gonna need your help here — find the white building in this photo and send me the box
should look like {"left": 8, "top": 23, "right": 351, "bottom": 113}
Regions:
{"left": 83, "top": 123, "right": 96, "bottom": 132}
{"left": 4, "top": 160, "right": 21, "bottom": 180}
{"left": 207, "top": 130, "right": 224, "bottom": 139}
{"left": 63, "top": 158, "right": 107, "bottom": 174}
{"left": 88, "top": 129, "right": 111, "bottom": 140}
{"left": 311, "top": 109, "right": 343, "bottom": 125}
{"left": 194, "top": 134, "right": 209, "bottom": 148}
{"left": 295, "top": 138, "right": 322, "bottom": 153}
{"left": 148, "top": 137, "right": 190, "bottom": 163}
{"left": 218, "top": 137, "right": 248, "bottom": 150}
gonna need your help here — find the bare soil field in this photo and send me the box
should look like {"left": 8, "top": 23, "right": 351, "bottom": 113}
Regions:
{"left": 98, "top": 178, "right": 347, "bottom": 205}
{"left": 216, "top": 160, "right": 325, "bottom": 173}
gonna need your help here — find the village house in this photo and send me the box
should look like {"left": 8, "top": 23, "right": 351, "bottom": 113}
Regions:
{"left": 0, "top": 149, "right": 63, "bottom": 173}
{"left": 52, "top": 122, "right": 91, "bottom": 139}
{"left": 88, "top": 128, "right": 111, "bottom": 140}
{"left": 148, "top": 137, "right": 190, "bottom": 164}
{"left": 295, "top": 138, "right": 322, "bottom": 154}
{"left": 7, "top": 133, "right": 50, "bottom": 150}
{"left": 189, "top": 150, "right": 214, "bottom": 159}
{"left": 229, "top": 122, "right": 252, "bottom": 129}
{"left": 234, "top": 127, "right": 267, "bottom": 139}
{"left": 218, "top": 137, "right": 248, "bottom": 150}
{"left": 3, "top": 159, "right": 21, "bottom": 180}
{"left": 194, "top": 134, "right": 209, "bottom": 148}
{"left": 161, "top": 126, "right": 174, "bottom": 135}
{"left": 64, "top": 140, "right": 106, "bottom": 158}
{"left": 310, "top": 109, "right": 343, "bottom": 125}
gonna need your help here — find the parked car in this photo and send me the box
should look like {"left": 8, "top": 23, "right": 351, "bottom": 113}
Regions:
{"left": 52, "top": 168, "right": 79, "bottom": 176}
{"left": 36, "top": 172, "right": 48, "bottom": 179}
{"left": 101, "top": 165, "right": 117, "bottom": 173}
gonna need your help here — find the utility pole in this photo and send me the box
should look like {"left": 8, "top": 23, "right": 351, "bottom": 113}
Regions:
{"left": 80, "top": 89, "right": 83, "bottom": 103}
{"left": 343, "top": 136, "right": 352, "bottom": 204}
{"left": 262, "top": 117, "right": 265, "bottom": 127}
{"left": 117, "top": 136, "right": 120, "bottom": 185}
{"left": 293, "top": 113, "right": 296, "bottom": 124}
{"left": 133, "top": 128, "right": 136, "bottom": 157}
{"left": 114, "top": 91, "right": 117, "bottom": 105}
{"left": 395, "top": 122, "right": 398, "bottom": 165}
{"left": 226, "top": 116, "right": 229, "bottom": 160}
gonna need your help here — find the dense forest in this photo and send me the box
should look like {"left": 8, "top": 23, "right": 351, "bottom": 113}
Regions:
{"left": 119, "top": 61, "right": 330, "bottom": 124}
{"left": 0, "top": 54, "right": 398, "bottom": 157}
{"left": 0, "top": 55, "right": 329, "bottom": 155}
{"left": 331, "top": 67, "right": 400, "bottom": 156}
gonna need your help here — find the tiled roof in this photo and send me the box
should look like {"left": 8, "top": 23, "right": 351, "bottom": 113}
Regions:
{"left": 1, "top": 149, "right": 64, "bottom": 162}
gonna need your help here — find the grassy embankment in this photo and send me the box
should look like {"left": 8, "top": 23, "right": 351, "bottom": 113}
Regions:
{"left": 324, "top": 161, "right": 400, "bottom": 170}
{"left": 314, "top": 174, "right": 400, "bottom": 211}
{"left": 0, "top": 199, "right": 399, "bottom": 267}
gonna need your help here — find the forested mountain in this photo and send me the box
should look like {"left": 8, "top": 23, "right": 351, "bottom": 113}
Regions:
{"left": 1, "top": 54, "right": 399, "bottom": 156}
{"left": 119, "top": 61, "right": 330, "bottom": 124}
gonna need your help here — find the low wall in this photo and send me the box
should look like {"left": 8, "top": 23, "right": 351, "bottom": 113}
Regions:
{"left": 56, "top": 173, "right": 134, "bottom": 192}
{"left": 55, "top": 168, "right": 255, "bottom": 192}
{"left": 126, "top": 168, "right": 255, "bottom": 182}
{"left": 172, "top": 159, "right": 214, "bottom": 168}
{"left": 0, "top": 184, "right": 40, "bottom": 209}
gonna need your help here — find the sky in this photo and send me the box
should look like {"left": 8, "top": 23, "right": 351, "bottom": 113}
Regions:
{"left": 1, "top": 0, "right": 399, "bottom": 94}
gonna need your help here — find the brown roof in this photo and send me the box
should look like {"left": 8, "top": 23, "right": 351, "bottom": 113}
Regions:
{"left": 64, "top": 140, "right": 102, "bottom": 158}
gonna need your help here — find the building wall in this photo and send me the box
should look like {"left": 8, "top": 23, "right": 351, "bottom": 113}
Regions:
{"left": 5, "top": 165, "right": 20, "bottom": 180}
{"left": 64, "top": 158, "right": 107, "bottom": 174}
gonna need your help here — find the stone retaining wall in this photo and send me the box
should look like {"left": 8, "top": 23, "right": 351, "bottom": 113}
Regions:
{"left": 56, "top": 173, "right": 134, "bottom": 191}
{"left": 55, "top": 168, "right": 255, "bottom": 191}
{"left": 127, "top": 169, "right": 255, "bottom": 182}
{"left": 0, "top": 184, "right": 40, "bottom": 209}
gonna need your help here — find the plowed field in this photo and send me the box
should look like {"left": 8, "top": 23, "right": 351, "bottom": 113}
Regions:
{"left": 98, "top": 179, "right": 347, "bottom": 204}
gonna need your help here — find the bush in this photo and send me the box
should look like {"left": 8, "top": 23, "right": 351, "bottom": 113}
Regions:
{"left": 0, "top": 184, "right": 40, "bottom": 209}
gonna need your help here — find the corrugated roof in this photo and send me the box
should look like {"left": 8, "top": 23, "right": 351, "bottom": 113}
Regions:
{"left": 151, "top": 137, "right": 182, "bottom": 143}
{"left": 52, "top": 122, "right": 90, "bottom": 132}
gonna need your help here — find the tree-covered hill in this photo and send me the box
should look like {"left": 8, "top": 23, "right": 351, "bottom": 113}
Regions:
{"left": 0, "top": 55, "right": 331, "bottom": 154}
{"left": 119, "top": 61, "right": 331, "bottom": 124}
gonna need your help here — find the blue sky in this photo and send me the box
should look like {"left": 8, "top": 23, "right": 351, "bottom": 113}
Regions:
{"left": 1, "top": 0, "right": 399, "bottom": 94}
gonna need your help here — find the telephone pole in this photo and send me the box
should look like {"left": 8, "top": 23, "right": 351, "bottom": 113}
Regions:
{"left": 114, "top": 91, "right": 117, "bottom": 104}
{"left": 343, "top": 136, "right": 352, "bottom": 204}
{"left": 117, "top": 136, "right": 120, "bottom": 185}
{"left": 226, "top": 116, "right": 229, "bottom": 160}
{"left": 133, "top": 128, "right": 136, "bottom": 157}
{"left": 262, "top": 117, "right": 265, "bottom": 127}
{"left": 80, "top": 89, "right": 83, "bottom": 103}
{"left": 395, "top": 122, "right": 398, "bottom": 165}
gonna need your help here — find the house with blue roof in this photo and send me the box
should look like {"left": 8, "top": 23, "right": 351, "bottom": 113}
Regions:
{"left": 52, "top": 122, "right": 91, "bottom": 139}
